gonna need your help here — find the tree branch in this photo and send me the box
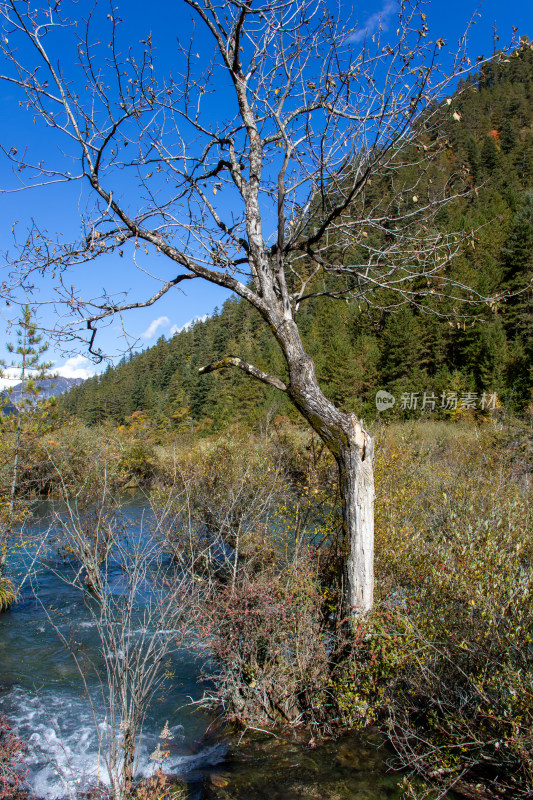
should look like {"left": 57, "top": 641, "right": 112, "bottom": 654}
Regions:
{"left": 199, "top": 356, "right": 287, "bottom": 393}
{"left": 84, "top": 273, "right": 198, "bottom": 325}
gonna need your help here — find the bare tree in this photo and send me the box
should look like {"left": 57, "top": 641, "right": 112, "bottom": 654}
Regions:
{"left": 0, "top": 0, "right": 489, "bottom": 615}
{"left": 39, "top": 489, "right": 199, "bottom": 800}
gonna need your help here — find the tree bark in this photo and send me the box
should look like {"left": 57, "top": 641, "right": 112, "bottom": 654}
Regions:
{"left": 200, "top": 314, "right": 375, "bottom": 616}
{"left": 336, "top": 433, "right": 374, "bottom": 616}
{"left": 275, "top": 318, "right": 375, "bottom": 617}
{"left": 291, "top": 399, "right": 375, "bottom": 618}
{"left": 122, "top": 726, "right": 135, "bottom": 800}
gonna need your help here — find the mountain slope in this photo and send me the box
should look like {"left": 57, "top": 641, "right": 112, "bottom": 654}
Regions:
{"left": 60, "top": 44, "right": 533, "bottom": 429}
{"left": 3, "top": 377, "right": 85, "bottom": 415}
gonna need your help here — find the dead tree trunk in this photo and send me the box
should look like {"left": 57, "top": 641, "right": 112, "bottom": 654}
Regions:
{"left": 201, "top": 314, "right": 375, "bottom": 617}
{"left": 302, "top": 406, "right": 375, "bottom": 617}
{"left": 279, "top": 321, "right": 374, "bottom": 617}
{"left": 336, "top": 435, "right": 374, "bottom": 615}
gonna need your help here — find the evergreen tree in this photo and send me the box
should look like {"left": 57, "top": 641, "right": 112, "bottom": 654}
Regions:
{"left": 4, "top": 306, "right": 53, "bottom": 511}
{"left": 466, "top": 135, "right": 483, "bottom": 184}
{"left": 500, "top": 119, "right": 518, "bottom": 155}
{"left": 380, "top": 310, "right": 429, "bottom": 391}
{"left": 481, "top": 135, "right": 500, "bottom": 174}
{"left": 501, "top": 191, "right": 533, "bottom": 343}
{"left": 501, "top": 192, "right": 533, "bottom": 407}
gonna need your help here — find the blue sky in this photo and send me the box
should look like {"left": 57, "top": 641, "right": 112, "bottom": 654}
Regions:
{"left": 0, "top": 0, "right": 531, "bottom": 388}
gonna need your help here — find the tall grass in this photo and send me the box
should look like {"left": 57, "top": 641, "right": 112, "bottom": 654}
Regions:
{"left": 353, "top": 421, "right": 533, "bottom": 798}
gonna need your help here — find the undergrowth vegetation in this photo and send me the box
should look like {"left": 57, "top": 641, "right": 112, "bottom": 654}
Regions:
{"left": 0, "top": 413, "right": 531, "bottom": 799}
{"left": 148, "top": 417, "right": 533, "bottom": 798}
{"left": 0, "top": 715, "right": 27, "bottom": 800}
{"left": 343, "top": 422, "right": 533, "bottom": 798}
{"left": 174, "top": 420, "right": 533, "bottom": 799}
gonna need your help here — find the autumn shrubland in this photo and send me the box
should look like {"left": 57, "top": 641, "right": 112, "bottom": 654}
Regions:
{"left": 344, "top": 420, "right": 533, "bottom": 798}
{"left": 172, "top": 419, "right": 533, "bottom": 799}
{"left": 0, "top": 411, "right": 531, "bottom": 799}
{"left": 145, "top": 415, "right": 533, "bottom": 798}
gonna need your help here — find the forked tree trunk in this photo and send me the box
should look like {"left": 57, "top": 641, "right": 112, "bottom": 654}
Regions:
{"left": 277, "top": 319, "right": 375, "bottom": 617}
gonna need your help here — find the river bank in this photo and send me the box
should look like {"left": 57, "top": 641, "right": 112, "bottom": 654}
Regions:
{"left": 1, "top": 420, "right": 531, "bottom": 800}
{"left": 200, "top": 727, "right": 410, "bottom": 800}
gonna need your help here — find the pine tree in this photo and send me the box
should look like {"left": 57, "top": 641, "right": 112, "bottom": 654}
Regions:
{"left": 500, "top": 119, "right": 518, "bottom": 155}
{"left": 466, "top": 135, "right": 483, "bottom": 184}
{"left": 473, "top": 319, "right": 508, "bottom": 396}
{"left": 481, "top": 135, "right": 500, "bottom": 174}
{"left": 379, "top": 309, "right": 429, "bottom": 393}
{"left": 501, "top": 192, "right": 533, "bottom": 342}
{"left": 4, "top": 306, "right": 53, "bottom": 512}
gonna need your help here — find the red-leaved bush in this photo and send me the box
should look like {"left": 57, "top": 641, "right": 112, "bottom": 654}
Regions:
{"left": 198, "top": 553, "right": 331, "bottom": 727}
{"left": 0, "top": 716, "right": 27, "bottom": 800}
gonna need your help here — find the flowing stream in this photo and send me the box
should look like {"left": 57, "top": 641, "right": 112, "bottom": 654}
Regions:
{"left": 0, "top": 497, "right": 225, "bottom": 799}
{"left": 1, "top": 497, "right": 429, "bottom": 800}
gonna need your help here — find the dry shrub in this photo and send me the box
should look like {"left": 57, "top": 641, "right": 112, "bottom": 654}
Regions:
{"left": 0, "top": 419, "right": 122, "bottom": 504}
{"left": 198, "top": 552, "right": 330, "bottom": 728}
{"left": 141, "top": 419, "right": 533, "bottom": 799}
{"left": 154, "top": 434, "right": 289, "bottom": 575}
{"left": 343, "top": 422, "right": 533, "bottom": 798}
{"left": 150, "top": 432, "right": 337, "bottom": 730}
{"left": 0, "top": 415, "right": 164, "bottom": 506}
{"left": 133, "top": 770, "right": 187, "bottom": 800}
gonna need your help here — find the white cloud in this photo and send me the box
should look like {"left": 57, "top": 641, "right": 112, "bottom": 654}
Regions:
{"left": 0, "top": 368, "right": 23, "bottom": 391}
{"left": 141, "top": 316, "right": 170, "bottom": 340}
{"left": 54, "top": 355, "right": 98, "bottom": 381}
{"left": 348, "top": 0, "right": 397, "bottom": 44}
{"left": 169, "top": 314, "right": 208, "bottom": 336}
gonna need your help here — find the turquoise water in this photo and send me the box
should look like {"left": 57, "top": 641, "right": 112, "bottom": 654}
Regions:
{"left": 1, "top": 498, "right": 429, "bottom": 800}
{"left": 0, "top": 498, "right": 225, "bottom": 798}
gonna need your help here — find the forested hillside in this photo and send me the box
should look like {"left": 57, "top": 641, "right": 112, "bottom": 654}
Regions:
{"left": 61, "top": 44, "right": 533, "bottom": 430}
